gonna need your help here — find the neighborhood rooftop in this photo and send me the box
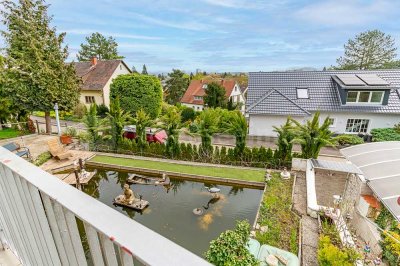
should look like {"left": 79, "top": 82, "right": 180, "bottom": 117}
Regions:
{"left": 246, "top": 70, "right": 400, "bottom": 116}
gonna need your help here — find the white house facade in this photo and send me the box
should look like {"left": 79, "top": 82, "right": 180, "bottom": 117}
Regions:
{"left": 73, "top": 58, "right": 131, "bottom": 108}
{"left": 247, "top": 71, "right": 400, "bottom": 137}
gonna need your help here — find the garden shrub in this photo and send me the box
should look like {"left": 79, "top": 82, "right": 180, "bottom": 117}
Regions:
{"left": 73, "top": 103, "right": 87, "bottom": 119}
{"left": 318, "top": 236, "right": 357, "bottom": 266}
{"left": 181, "top": 106, "right": 197, "bottom": 123}
{"left": 110, "top": 74, "right": 163, "bottom": 119}
{"left": 376, "top": 206, "right": 400, "bottom": 265}
{"left": 395, "top": 123, "right": 400, "bottom": 134}
{"left": 334, "top": 134, "right": 364, "bottom": 146}
{"left": 34, "top": 151, "right": 51, "bottom": 166}
{"left": 205, "top": 220, "right": 258, "bottom": 266}
{"left": 371, "top": 128, "right": 400, "bottom": 142}
{"left": 97, "top": 104, "right": 109, "bottom": 118}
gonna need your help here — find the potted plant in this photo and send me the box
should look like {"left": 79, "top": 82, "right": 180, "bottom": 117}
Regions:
{"left": 60, "top": 127, "right": 77, "bottom": 145}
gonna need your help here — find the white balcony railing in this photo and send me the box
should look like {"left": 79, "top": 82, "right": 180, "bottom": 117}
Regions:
{"left": 0, "top": 147, "right": 210, "bottom": 266}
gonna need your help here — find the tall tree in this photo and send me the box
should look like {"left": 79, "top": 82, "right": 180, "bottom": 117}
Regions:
{"left": 197, "top": 108, "right": 220, "bottom": 156}
{"left": 160, "top": 106, "right": 183, "bottom": 158}
{"left": 336, "top": 30, "right": 397, "bottom": 70}
{"left": 83, "top": 104, "right": 100, "bottom": 148}
{"left": 142, "top": 64, "right": 148, "bottom": 75}
{"left": 291, "top": 112, "right": 335, "bottom": 159}
{"left": 164, "top": 69, "right": 189, "bottom": 105}
{"left": 1, "top": 0, "right": 80, "bottom": 133}
{"left": 223, "top": 111, "right": 247, "bottom": 156}
{"left": 204, "top": 82, "right": 227, "bottom": 108}
{"left": 77, "top": 32, "right": 123, "bottom": 61}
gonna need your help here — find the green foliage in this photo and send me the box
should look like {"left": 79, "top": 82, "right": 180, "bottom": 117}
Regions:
{"left": 63, "top": 127, "right": 77, "bottom": 137}
{"left": 1, "top": 0, "right": 80, "bottom": 122}
{"left": 34, "top": 151, "right": 51, "bottom": 166}
{"left": 203, "top": 82, "right": 227, "bottom": 108}
{"left": 335, "top": 30, "right": 397, "bottom": 70}
{"left": 273, "top": 118, "right": 294, "bottom": 165}
{"left": 181, "top": 106, "right": 197, "bottom": 123}
{"left": 222, "top": 111, "right": 247, "bottom": 155}
{"left": 132, "top": 109, "right": 153, "bottom": 150}
{"left": 205, "top": 220, "right": 258, "bottom": 266}
{"left": 196, "top": 108, "right": 220, "bottom": 155}
{"left": 77, "top": 32, "right": 123, "bottom": 61}
{"left": 291, "top": 112, "right": 335, "bottom": 159}
{"left": 72, "top": 103, "right": 87, "bottom": 119}
{"left": 256, "top": 174, "right": 299, "bottom": 254}
{"left": 110, "top": 74, "right": 163, "bottom": 119}
{"left": 97, "top": 104, "right": 109, "bottom": 118}
{"left": 371, "top": 128, "right": 400, "bottom": 142}
{"left": 160, "top": 106, "right": 183, "bottom": 158}
{"left": 376, "top": 206, "right": 400, "bottom": 265}
{"left": 395, "top": 123, "right": 400, "bottom": 133}
{"left": 105, "top": 97, "right": 132, "bottom": 151}
{"left": 83, "top": 104, "right": 100, "bottom": 147}
{"left": 334, "top": 134, "right": 364, "bottom": 146}
{"left": 318, "top": 236, "right": 360, "bottom": 266}
{"left": 0, "top": 128, "right": 21, "bottom": 139}
{"left": 165, "top": 69, "right": 189, "bottom": 105}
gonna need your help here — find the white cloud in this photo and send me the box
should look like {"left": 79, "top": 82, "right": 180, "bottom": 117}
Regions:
{"left": 61, "top": 29, "right": 163, "bottom": 40}
{"left": 295, "top": 0, "right": 398, "bottom": 26}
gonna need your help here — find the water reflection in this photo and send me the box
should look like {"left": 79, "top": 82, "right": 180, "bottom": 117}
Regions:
{"left": 82, "top": 169, "right": 263, "bottom": 256}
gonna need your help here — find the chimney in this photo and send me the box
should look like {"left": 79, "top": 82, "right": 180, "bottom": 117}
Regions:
{"left": 91, "top": 57, "right": 98, "bottom": 66}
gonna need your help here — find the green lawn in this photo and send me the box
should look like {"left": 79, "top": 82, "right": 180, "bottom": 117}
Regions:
{"left": 0, "top": 128, "right": 21, "bottom": 139}
{"left": 90, "top": 155, "right": 265, "bottom": 182}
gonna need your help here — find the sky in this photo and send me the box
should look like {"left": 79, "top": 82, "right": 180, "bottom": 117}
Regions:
{"left": 4, "top": 0, "right": 400, "bottom": 73}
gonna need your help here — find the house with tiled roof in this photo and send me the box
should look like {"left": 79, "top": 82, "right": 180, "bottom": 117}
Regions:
{"left": 246, "top": 70, "right": 400, "bottom": 136}
{"left": 73, "top": 58, "right": 131, "bottom": 107}
{"left": 180, "top": 79, "right": 245, "bottom": 111}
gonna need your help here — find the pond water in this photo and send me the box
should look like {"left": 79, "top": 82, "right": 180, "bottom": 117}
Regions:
{"left": 83, "top": 169, "right": 264, "bottom": 257}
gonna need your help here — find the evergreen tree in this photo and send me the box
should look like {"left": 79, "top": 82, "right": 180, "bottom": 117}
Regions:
{"left": 1, "top": 0, "right": 80, "bottom": 133}
{"left": 165, "top": 69, "right": 190, "bottom": 105}
{"left": 105, "top": 97, "right": 131, "bottom": 151}
{"left": 77, "top": 32, "right": 123, "bottom": 61}
{"left": 204, "top": 82, "right": 227, "bottom": 108}
{"left": 335, "top": 30, "right": 397, "bottom": 70}
{"left": 142, "top": 64, "right": 148, "bottom": 75}
{"left": 160, "top": 106, "right": 183, "bottom": 158}
{"left": 131, "top": 66, "right": 138, "bottom": 73}
{"left": 83, "top": 104, "right": 100, "bottom": 148}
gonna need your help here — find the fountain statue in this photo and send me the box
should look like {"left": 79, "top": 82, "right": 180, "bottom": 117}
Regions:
{"left": 122, "top": 184, "right": 135, "bottom": 205}
{"left": 280, "top": 167, "right": 291, "bottom": 179}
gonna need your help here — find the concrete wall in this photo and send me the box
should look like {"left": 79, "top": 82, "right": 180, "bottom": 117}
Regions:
{"left": 248, "top": 112, "right": 400, "bottom": 137}
{"left": 102, "top": 62, "right": 131, "bottom": 107}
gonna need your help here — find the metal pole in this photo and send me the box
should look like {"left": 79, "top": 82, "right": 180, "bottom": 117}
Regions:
{"left": 54, "top": 103, "right": 61, "bottom": 136}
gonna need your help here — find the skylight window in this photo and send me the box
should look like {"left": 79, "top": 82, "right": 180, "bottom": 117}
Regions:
{"left": 202, "top": 84, "right": 208, "bottom": 89}
{"left": 297, "top": 88, "right": 309, "bottom": 99}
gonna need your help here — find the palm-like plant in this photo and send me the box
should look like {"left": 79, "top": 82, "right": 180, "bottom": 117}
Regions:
{"left": 160, "top": 106, "right": 183, "bottom": 158}
{"left": 132, "top": 109, "right": 153, "bottom": 150}
{"left": 83, "top": 104, "right": 100, "bottom": 146}
{"left": 290, "top": 111, "right": 335, "bottom": 159}
{"left": 223, "top": 111, "right": 247, "bottom": 155}
{"left": 105, "top": 97, "right": 131, "bottom": 150}
{"left": 197, "top": 108, "right": 220, "bottom": 155}
{"left": 273, "top": 118, "right": 294, "bottom": 163}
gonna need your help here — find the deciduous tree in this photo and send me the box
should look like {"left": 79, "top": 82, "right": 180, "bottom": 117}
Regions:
{"left": 1, "top": 0, "right": 80, "bottom": 133}
{"left": 164, "top": 69, "right": 189, "bottom": 105}
{"left": 335, "top": 30, "right": 397, "bottom": 70}
{"left": 77, "top": 32, "right": 123, "bottom": 61}
{"left": 204, "top": 82, "right": 227, "bottom": 108}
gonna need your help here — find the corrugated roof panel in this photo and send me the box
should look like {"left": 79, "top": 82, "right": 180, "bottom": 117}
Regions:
{"left": 336, "top": 74, "right": 366, "bottom": 86}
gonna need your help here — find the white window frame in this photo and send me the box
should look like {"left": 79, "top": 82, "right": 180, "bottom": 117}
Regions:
{"left": 346, "top": 91, "right": 384, "bottom": 104}
{"left": 327, "top": 118, "right": 336, "bottom": 127}
{"left": 202, "top": 84, "right": 208, "bottom": 89}
{"left": 296, "top": 88, "right": 309, "bottom": 99}
{"left": 194, "top": 96, "right": 203, "bottom": 101}
{"left": 345, "top": 118, "right": 370, "bottom": 134}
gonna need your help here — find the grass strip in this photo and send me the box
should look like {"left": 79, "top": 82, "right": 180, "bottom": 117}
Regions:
{"left": 0, "top": 128, "right": 21, "bottom": 139}
{"left": 90, "top": 155, "right": 265, "bottom": 182}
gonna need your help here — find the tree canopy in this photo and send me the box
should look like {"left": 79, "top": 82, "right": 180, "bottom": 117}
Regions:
{"left": 164, "top": 69, "right": 189, "bottom": 105}
{"left": 335, "top": 30, "right": 397, "bottom": 70}
{"left": 204, "top": 82, "right": 227, "bottom": 108}
{"left": 110, "top": 74, "right": 163, "bottom": 119}
{"left": 77, "top": 32, "right": 124, "bottom": 61}
{"left": 1, "top": 0, "right": 80, "bottom": 132}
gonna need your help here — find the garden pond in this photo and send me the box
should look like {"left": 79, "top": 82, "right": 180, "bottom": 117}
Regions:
{"left": 82, "top": 169, "right": 264, "bottom": 256}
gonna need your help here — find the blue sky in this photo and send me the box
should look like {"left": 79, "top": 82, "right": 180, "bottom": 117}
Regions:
{"left": 7, "top": 0, "right": 400, "bottom": 73}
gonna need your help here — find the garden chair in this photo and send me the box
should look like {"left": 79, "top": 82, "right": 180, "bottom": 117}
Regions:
{"left": 47, "top": 138, "right": 72, "bottom": 160}
{"left": 2, "top": 142, "right": 31, "bottom": 159}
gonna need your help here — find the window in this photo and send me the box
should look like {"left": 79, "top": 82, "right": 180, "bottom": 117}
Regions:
{"left": 327, "top": 118, "right": 335, "bottom": 127}
{"left": 202, "top": 84, "right": 208, "bottom": 89}
{"left": 345, "top": 119, "right": 370, "bottom": 133}
{"left": 194, "top": 96, "right": 203, "bottom": 100}
{"left": 297, "top": 88, "right": 309, "bottom": 99}
{"left": 346, "top": 91, "right": 384, "bottom": 104}
{"left": 85, "top": 96, "right": 96, "bottom": 104}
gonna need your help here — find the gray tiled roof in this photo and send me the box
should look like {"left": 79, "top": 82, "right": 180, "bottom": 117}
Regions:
{"left": 246, "top": 70, "right": 400, "bottom": 116}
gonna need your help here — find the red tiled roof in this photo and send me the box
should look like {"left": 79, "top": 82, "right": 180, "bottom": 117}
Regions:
{"left": 72, "top": 60, "right": 130, "bottom": 91}
{"left": 180, "top": 79, "right": 237, "bottom": 105}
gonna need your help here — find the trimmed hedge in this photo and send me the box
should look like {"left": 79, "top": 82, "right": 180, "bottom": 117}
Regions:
{"left": 95, "top": 138, "right": 289, "bottom": 169}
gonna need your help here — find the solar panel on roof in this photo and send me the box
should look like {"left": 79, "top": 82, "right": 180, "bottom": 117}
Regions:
{"left": 356, "top": 74, "right": 389, "bottom": 86}
{"left": 336, "top": 74, "right": 366, "bottom": 86}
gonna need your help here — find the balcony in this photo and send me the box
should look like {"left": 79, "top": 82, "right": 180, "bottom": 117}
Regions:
{"left": 0, "top": 147, "right": 210, "bottom": 266}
